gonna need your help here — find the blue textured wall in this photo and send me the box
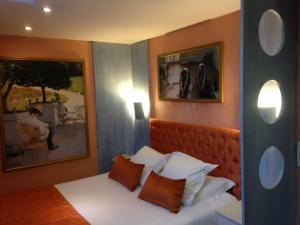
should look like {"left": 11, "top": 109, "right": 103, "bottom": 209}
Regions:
{"left": 93, "top": 42, "right": 134, "bottom": 172}
{"left": 131, "top": 41, "right": 150, "bottom": 152}
{"left": 93, "top": 41, "right": 149, "bottom": 172}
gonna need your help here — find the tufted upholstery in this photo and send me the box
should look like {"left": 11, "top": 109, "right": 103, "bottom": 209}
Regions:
{"left": 150, "top": 119, "right": 241, "bottom": 200}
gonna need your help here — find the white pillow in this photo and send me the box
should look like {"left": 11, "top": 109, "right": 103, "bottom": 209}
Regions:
{"left": 160, "top": 152, "right": 218, "bottom": 206}
{"left": 131, "top": 146, "right": 167, "bottom": 185}
{"left": 194, "top": 176, "right": 236, "bottom": 202}
{"left": 172, "top": 151, "right": 218, "bottom": 174}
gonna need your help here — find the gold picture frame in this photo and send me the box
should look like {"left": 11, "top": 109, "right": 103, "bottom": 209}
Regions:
{"left": 158, "top": 42, "right": 224, "bottom": 102}
{"left": 0, "top": 57, "right": 89, "bottom": 171}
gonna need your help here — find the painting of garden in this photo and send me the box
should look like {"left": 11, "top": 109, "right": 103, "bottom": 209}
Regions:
{"left": 0, "top": 59, "right": 88, "bottom": 170}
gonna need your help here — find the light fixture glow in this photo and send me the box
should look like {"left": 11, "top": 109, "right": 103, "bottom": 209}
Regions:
{"left": 25, "top": 26, "right": 32, "bottom": 31}
{"left": 133, "top": 89, "right": 150, "bottom": 118}
{"left": 117, "top": 83, "right": 150, "bottom": 120}
{"left": 43, "top": 7, "right": 52, "bottom": 13}
{"left": 257, "top": 80, "right": 282, "bottom": 117}
{"left": 257, "top": 79, "right": 282, "bottom": 124}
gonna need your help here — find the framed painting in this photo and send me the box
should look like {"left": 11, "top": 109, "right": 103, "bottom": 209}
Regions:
{"left": 158, "top": 42, "right": 224, "bottom": 102}
{"left": 0, "top": 58, "right": 89, "bottom": 171}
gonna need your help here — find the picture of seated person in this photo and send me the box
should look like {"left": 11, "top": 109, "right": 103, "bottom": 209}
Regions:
{"left": 19, "top": 108, "right": 58, "bottom": 151}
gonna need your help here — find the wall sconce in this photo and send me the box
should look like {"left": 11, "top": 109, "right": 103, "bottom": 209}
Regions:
{"left": 134, "top": 102, "right": 145, "bottom": 120}
{"left": 257, "top": 80, "right": 282, "bottom": 124}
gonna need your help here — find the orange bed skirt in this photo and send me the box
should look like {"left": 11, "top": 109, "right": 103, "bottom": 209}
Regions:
{"left": 0, "top": 186, "right": 89, "bottom": 225}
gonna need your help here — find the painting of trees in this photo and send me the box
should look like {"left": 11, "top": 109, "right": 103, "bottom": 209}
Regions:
{"left": 0, "top": 60, "right": 33, "bottom": 112}
{"left": 0, "top": 59, "right": 83, "bottom": 112}
{"left": 26, "top": 61, "right": 72, "bottom": 103}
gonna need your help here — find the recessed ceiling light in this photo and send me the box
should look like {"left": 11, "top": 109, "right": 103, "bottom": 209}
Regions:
{"left": 43, "top": 7, "right": 52, "bottom": 13}
{"left": 25, "top": 26, "right": 32, "bottom": 31}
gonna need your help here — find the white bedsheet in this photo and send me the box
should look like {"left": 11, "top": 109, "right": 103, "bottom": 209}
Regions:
{"left": 56, "top": 173, "right": 238, "bottom": 225}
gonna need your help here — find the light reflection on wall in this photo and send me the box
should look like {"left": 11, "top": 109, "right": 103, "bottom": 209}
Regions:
{"left": 117, "top": 83, "right": 150, "bottom": 120}
{"left": 117, "top": 82, "right": 135, "bottom": 120}
{"left": 133, "top": 89, "right": 150, "bottom": 118}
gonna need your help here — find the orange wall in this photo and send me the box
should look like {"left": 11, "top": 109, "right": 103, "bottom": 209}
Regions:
{"left": 0, "top": 35, "right": 99, "bottom": 194}
{"left": 149, "top": 11, "right": 240, "bottom": 129}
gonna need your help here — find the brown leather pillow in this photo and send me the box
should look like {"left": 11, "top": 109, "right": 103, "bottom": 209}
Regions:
{"left": 138, "top": 171, "right": 186, "bottom": 213}
{"left": 109, "top": 155, "right": 144, "bottom": 191}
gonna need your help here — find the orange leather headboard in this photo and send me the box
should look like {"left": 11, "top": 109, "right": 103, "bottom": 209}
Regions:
{"left": 150, "top": 119, "right": 241, "bottom": 200}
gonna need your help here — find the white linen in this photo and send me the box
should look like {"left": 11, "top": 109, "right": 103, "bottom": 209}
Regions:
{"left": 131, "top": 146, "right": 168, "bottom": 185}
{"left": 171, "top": 151, "right": 218, "bottom": 174}
{"left": 160, "top": 152, "right": 218, "bottom": 206}
{"left": 56, "top": 173, "right": 238, "bottom": 225}
{"left": 194, "top": 176, "right": 236, "bottom": 202}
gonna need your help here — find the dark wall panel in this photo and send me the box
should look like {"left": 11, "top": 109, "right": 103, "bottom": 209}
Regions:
{"left": 241, "top": 0, "right": 297, "bottom": 224}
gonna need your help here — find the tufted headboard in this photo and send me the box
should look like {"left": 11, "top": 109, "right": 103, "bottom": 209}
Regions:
{"left": 150, "top": 119, "right": 241, "bottom": 200}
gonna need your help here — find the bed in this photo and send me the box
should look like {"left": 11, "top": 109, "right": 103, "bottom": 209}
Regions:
{"left": 0, "top": 119, "right": 241, "bottom": 225}
{"left": 56, "top": 173, "right": 238, "bottom": 225}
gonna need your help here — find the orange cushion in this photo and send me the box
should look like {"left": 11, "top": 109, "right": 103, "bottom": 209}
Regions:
{"left": 109, "top": 155, "right": 144, "bottom": 191}
{"left": 138, "top": 171, "right": 186, "bottom": 213}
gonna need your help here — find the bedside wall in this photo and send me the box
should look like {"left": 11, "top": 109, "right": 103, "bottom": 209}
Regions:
{"left": 148, "top": 11, "right": 240, "bottom": 129}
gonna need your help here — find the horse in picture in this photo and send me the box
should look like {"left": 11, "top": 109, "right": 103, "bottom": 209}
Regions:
{"left": 196, "top": 52, "right": 220, "bottom": 98}
{"left": 158, "top": 42, "right": 222, "bottom": 101}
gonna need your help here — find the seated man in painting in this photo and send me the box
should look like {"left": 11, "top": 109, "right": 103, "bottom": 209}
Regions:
{"left": 20, "top": 108, "right": 58, "bottom": 151}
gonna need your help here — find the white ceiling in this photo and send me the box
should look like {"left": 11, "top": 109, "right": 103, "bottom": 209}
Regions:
{"left": 0, "top": 0, "right": 240, "bottom": 44}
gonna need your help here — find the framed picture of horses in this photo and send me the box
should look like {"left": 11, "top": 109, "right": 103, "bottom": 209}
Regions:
{"left": 158, "top": 42, "right": 223, "bottom": 102}
{"left": 0, "top": 58, "right": 89, "bottom": 171}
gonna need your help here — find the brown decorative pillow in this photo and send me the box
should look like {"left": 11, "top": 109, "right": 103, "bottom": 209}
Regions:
{"left": 138, "top": 171, "right": 186, "bottom": 213}
{"left": 109, "top": 155, "right": 144, "bottom": 191}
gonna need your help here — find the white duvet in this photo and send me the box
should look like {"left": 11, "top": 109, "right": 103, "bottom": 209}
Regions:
{"left": 56, "top": 173, "right": 238, "bottom": 225}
